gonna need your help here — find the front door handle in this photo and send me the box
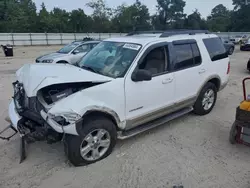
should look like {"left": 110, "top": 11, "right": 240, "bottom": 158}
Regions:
{"left": 199, "top": 69, "right": 206, "bottom": 74}
{"left": 162, "top": 78, "right": 173, "bottom": 84}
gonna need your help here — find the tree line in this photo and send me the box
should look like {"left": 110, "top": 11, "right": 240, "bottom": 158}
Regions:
{"left": 0, "top": 0, "right": 249, "bottom": 33}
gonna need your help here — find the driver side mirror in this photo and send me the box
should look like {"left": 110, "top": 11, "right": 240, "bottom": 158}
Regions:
{"left": 132, "top": 69, "right": 152, "bottom": 82}
{"left": 72, "top": 50, "right": 80, "bottom": 54}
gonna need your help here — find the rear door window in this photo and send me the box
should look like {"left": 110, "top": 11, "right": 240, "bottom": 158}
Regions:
{"left": 173, "top": 44, "right": 194, "bottom": 70}
{"left": 203, "top": 37, "right": 228, "bottom": 61}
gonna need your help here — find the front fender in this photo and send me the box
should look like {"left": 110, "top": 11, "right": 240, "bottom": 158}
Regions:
{"left": 81, "top": 105, "right": 121, "bottom": 125}
{"left": 53, "top": 57, "right": 70, "bottom": 63}
{"left": 48, "top": 94, "right": 126, "bottom": 130}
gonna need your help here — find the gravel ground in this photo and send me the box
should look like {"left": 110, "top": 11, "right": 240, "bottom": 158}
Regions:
{"left": 0, "top": 46, "right": 250, "bottom": 188}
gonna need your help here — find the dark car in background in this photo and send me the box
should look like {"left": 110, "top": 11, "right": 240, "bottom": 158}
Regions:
{"left": 240, "top": 38, "right": 250, "bottom": 51}
{"left": 220, "top": 37, "right": 235, "bottom": 55}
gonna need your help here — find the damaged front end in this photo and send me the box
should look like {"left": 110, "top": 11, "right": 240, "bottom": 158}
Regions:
{"left": 1, "top": 81, "right": 64, "bottom": 163}
{"left": 1, "top": 79, "right": 107, "bottom": 163}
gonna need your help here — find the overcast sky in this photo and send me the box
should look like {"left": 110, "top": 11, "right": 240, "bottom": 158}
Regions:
{"left": 33, "top": 0, "right": 234, "bottom": 18}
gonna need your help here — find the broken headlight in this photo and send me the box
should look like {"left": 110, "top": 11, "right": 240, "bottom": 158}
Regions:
{"left": 48, "top": 112, "right": 81, "bottom": 125}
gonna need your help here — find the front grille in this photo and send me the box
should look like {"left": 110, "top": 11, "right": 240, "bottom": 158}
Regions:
{"left": 13, "top": 81, "right": 25, "bottom": 113}
{"left": 13, "top": 81, "right": 45, "bottom": 115}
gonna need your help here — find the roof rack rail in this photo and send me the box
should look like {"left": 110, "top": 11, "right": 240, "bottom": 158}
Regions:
{"left": 126, "top": 30, "right": 164, "bottom": 36}
{"left": 126, "top": 30, "right": 210, "bottom": 37}
{"left": 159, "top": 30, "right": 210, "bottom": 37}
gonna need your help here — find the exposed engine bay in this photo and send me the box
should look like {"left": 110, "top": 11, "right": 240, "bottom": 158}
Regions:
{"left": 39, "top": 82, "right": 103, "bottom": 105}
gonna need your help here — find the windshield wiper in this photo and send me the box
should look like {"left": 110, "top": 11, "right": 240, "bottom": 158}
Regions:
{"left": 81, "top": 65, "right": 98, "bottom": 73}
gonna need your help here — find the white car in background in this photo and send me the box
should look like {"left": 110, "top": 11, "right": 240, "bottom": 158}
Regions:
{"left": 229, "top": 35, "right": 248, "bottom": 44}
{"left": 35, "top": 40, "right": 100, "bottom": 64}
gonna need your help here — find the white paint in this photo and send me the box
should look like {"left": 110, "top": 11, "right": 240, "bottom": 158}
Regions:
{"left": 9, "top": 32, "right": 229, "bottom": 136}
{"left": 8, "top": 99, "right": 21, "bottom": 130}
{"left": 15, "top": 63, "right": 113, "bottom": 97}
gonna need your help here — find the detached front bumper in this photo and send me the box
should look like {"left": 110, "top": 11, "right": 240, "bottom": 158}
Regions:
{"left": 8, "top": 99, "right": 78, "bottom": 135}
{"left": 8, "top": 99, "right": 21, "bottom": 130}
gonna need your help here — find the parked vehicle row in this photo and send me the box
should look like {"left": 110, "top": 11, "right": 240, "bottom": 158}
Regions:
{"left": 2, "top": 30, "right": 230, "bottom": 166}
{"left": 229, "top": 34, "right": 248, "bottom": 44}
{"left": 36, "top": 40, "right": 100, "bottom": 64}
{"left": 220, "top": 37, "right": 235, "bottom": 55}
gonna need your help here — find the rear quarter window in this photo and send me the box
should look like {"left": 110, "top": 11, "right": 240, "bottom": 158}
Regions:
{"left": 203, "top": 37, "right": 228, "bottom": 61}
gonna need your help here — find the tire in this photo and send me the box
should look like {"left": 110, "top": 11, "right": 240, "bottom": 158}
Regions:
{"left": 64, "top": 116, "right": 117, "bottom": 166}
{"left": 229, "top": 122, "right": 237, "bottom": 144}
{"left": 57, "top": 60, "right": 69, "bottom": 64}
{"left": 193, "top": 82, "right": 217, "bottom": 115}
{"left": 240, "top": 46, "right": 245, "bottom": 51}
{"left": 228, "top": 47, "right": 234, "bottom": 55}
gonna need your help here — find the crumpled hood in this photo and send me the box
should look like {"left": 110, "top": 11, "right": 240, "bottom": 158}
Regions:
{"left": 16, "top": 63, "right": 113, "bottom": 97}
{"left": 36, "top": 52, "right": 67, "bottom": 61}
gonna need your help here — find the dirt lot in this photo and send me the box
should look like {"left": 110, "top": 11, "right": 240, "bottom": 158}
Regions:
{"left": 0, "top": 46, "right": 250, "bottom": 188}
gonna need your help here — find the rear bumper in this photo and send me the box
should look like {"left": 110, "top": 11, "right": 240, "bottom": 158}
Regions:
{"left": 247, "top": 60, "right": 250, "bottom": 70}
{"left": 219, "top": 79, "right": 229, "bottom": 91}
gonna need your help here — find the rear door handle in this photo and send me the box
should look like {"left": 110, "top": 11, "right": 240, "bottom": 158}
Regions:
{"left": 162, "top": 78, "right": 173, "bottom": 84}
{"left": 199, "top": 69, "right": 206, "bottom": 74}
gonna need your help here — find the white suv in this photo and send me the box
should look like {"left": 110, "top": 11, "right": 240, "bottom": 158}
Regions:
{"left": 5, "top": 30, "right": 230, "bottom": 166}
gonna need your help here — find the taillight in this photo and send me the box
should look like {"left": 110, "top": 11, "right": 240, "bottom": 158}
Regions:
{"left": 227, "top": 62, "right": 230, "bottom": 74}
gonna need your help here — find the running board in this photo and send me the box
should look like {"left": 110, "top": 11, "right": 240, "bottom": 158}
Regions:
{"left": 118, "top": 107, "right": 193, "bottom": 140}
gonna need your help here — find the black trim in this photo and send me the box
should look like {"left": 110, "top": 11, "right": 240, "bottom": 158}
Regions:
{"left": 126, "top": 30, "right": 164, "bottom": 36}
{"left": 20, "top": 110, "right": 44, "bottom": 125}
{"left": 172, "top": 39, "right": 197, "bottom": 45}
{"left": 75, "top": 118, "right": 84, "bottom": 136}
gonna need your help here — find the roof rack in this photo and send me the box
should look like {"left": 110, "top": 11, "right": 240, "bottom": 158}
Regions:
{"left": 160, "top": 30, "right": 210, "bottom": 37}
{"left": 126, "top": 30, "right": 211, "bottom": 37}
{"left": 126, "top": 31, "right": 164, "bottom": 36}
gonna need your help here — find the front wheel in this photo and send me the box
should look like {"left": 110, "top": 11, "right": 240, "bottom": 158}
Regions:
{"left": 64, "top": 116, "right": 117, "bottom": 166}
{"left": 57, "top": 60, "right": 69, "bottom": 64}
{"left": 193, "top": 82, "right": 217, "bottom": 115}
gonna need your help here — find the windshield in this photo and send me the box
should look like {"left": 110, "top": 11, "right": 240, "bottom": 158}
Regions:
{"left": 57, "top": 43, "right": 79, "bottom": 54}
{"left": 77, "top": 41, "right": 142, "bottom": 78}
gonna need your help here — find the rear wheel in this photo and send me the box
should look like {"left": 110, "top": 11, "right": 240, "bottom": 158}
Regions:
{"left": 229, "top": 122, "right": 237, "bottom": 144}
{"left": 193, "top": 82, "right": 217, "bottom": 115}
{"left": 64, "top": 116, "right": 117, "bottom": 166}
{"left": 228, "top": 47, "right": 234, "bottom": 55}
